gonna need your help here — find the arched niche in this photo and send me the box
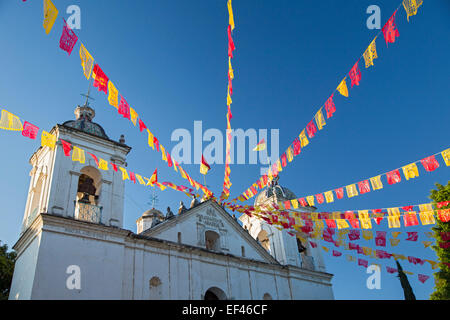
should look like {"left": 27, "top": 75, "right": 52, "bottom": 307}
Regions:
{"left": 257, "top": 229, "right": 270, "bottom": 252}
{"left": 205, "top": 230, "right": 220, "bottom": 251}
{"left": 204, "top": 287, "right": 227, "bottom": 300}
{"left": 263, "top": 293, "right": 273, "bottom": 300}
{"left": 77, "top": 166, "right": 102, "bottom": 205}
{"left": 149, "top": 276, "right": 162, "bottom": 300}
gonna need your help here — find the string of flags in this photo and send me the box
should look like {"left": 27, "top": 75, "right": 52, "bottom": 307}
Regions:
{"left": 39, "top": 0, "right": 214, "bottom": 199}
{"left": 228, "top": 1, "right": 423, "bottom": 205}
{"left": 0, "top": 108, "right": 198, "bottom": 198}
{"left": 319, "top": 240, "right": 431, "bottom": 284}
{"left": 284, "top": 148, "right": 449, "bottom": 207}
{"left": 220, "top": 0, "right": 236, "bottom": 202}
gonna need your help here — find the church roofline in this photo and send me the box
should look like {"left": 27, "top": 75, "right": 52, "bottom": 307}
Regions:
{"left": 142, "top": 199, "right": 281, "bottom": 265}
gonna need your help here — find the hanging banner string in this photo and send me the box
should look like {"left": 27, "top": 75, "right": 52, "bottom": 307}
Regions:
{"left": 0, "top": 108, "right": 197, "bottom": 198}
{"left": 220, "top": 0, "right": 236, "bottom": 202}
{"left": 38, "top": 4, "right": 214, "bottom": 198}
{"left": 228, "top": 1, "right": 422, "bottom": 205}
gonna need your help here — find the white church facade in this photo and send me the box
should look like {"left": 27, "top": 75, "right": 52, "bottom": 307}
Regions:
{"left": 9, "top": 103, "right": 334, "bottom": 300}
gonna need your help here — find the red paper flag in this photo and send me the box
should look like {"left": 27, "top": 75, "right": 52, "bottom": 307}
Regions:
{"left": 358, "top": 259, "right": 368, "bottom": 268}
{"left": 325, "top": 219, "right": 337, "bottom": 229}
{"left": 386, "top": 169, "right": 401, "bottom": 185}
{"left": 358, "top": 180, "right": 371, "bottom": 194}
{"left": 129, "top": 171, "right": 136, "bottom": 184}
{"left": 284, "top": 200, "right": 291, "bottom": 210}
{"left": 111, "top": 163, "right": 118, "bottom": 172}
{"left": 349, "top": 61, "right": 361, "bottom": 87}
{"left": 293, "top": 138, "right": 301, "bottom": 156}
{"left": 324, "top": 94, "right": 336, "bottom": 119}
{"left": 348, "top": 230, "right": 360, "bottom": 241}
{"left": 227, "top": 25, "right": 235, "bottom": 58}
{"left": 382, "top": 10, "right": 400, "bottom": 46}
{"left": 306, "top": 120, "right": 317, "bottom": 138}
{"left": 316, "top": 193, "right": 325, "bottom": 204}
{"left": 332, "top": 250, "right": 342, "bottom": 257}
{"left": 118, "top": 96, "right": 131, "bottom": 120}
{"left": 138, "top": 119, "right": 147, "bottom": 132}
{"left": 299, "top": 198, "right": 308, "bottom": 207}
{"left": 309, "top": 241, "right": 317, "bottom": 248}
{"left": 92, "top": 64, "right": 109, "bottom": 94}
{"left": 335, "top": 188, "right": 344, "bottom": 199}
{"left": 375, "top": 231, "right": 386, "bottom": 247}
{"left": 402, "top": 206, "right": 413, "bottom": 211}
{"left": 438, "top": 209, "right": 450, "bottom": 222}
{"left": 60, "top": 139, "right": 72, "bottom": 156}
{"left": 153, "top": 137, "right": 160, "bottom": 152}
{"left": 87, "top": 152, "right": 99, "bottom": 167}
{"left": 21, "top": 121, "right": 39, "bottom": 139}
{"left": 281, "top": 153, "right": 287, "bottom": 167}
{"left": 421, "top": 155, "right": 440, "bottom": 172}
{"left": 406, "top": 232, "right": 418, "bottom": 241}
{"left": 59, "top": 19, "right": 78, "bottom": 56}
{"left": 386, "top": 266, "right": 398, "bottom": 274}
{"left": 349, "top": 219, "right": 360, "bottom": 229}
{"left": 374, "top": 217, "right": 383, "bottom": 225}
{"left": 418, "top": 274, "right": 429, "bottom": 284}
{"left": 403, "top": 213, "right": 419, "bottom": 227}
{"left": 167, "top": 153, "right": 173, "bottom": 167}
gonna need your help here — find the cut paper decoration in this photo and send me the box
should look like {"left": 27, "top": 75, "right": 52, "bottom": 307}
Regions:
{"left": 227, "top": 25, "right": 235, "bottom": 58}
{"left": 337, "top": 78, "right": 349, "bottom": 97}
{"left": 332, "top": 250, "right": 342, "bottom": 257}
{"left": 60, "top": 139, "right": 72, "bottom": 156}
{"left": 315, "top": 109, "right": 326, "bottom": 130}
{"left": 92, "top": 64, "right": 109, "bottom": 94}
{"left": 335, "top": 188, "right": 344, "bottom": 200}
{"left": 107, "top": 81, "right": 119, "bottom": 108}
{"left": 306, "top": 196, "right": 315, "bottom": 206}
{"left": 358, "top": 259, "right": 368, "bottom": 268}
{"left": 79, "top": 43, "right": 94, "bottom": 79}
{"left": 21, "top": 121, "right": 39, "bottom": 139}
{"left": 402, "top": 0, "right": 423, "bottom": 22}
{"left": 118, "top": 96, "right": 131, "bottom": 120}
{"left": 363, "top": 39, "right": 378, "bottom": 68}
{"left": 0, "top": 110, "right": 23, "bottom": 131}
{"left": 111, "top": 163, "right": 118, "bottom": 172}
{"left": 386, "top": 169, "right": 402, "bottom": 185}
{"left": 293, "top": 138, "right": 301, "bottom": 156}
{"left": 98, "top": 158, "right": 108, "bottom": 171}
{"left": 382, "top": 10, "right": 400, "bottom": 46}
{"left": 253, "top": 138, "right": 266, "bottom": 151}
{"left": 43, "top": 0, "right": 59, "bottom": 34}
{"left": 41, "top": 130, "right": 56, "bottom": 149}
{"left": 316, "top": 193, "right": 325, "bottom": 205}
{"left": 403, "top": 213, "right": 419, "bottom": 227}
{"left": 119, "top": 167, "right": 129, "bottom": 181}
{"left": 349, "top": 61, "right": 361, "bottom": 87}
{"left": 200, "top": 155, "right": 211, "bottom": 175}
{"left": 370, "top": 175, "right": 383, "bottom": 191}
{"left": 87, "top": 152, "right": 99, "bottom": 167}
{"left": 421, "top": 155, "right": 439, "bottom": 172}
{"left": 324, "top": 191, "right": 334, "bottom": 203}
{"left": 299, "top": 130, "right": 309, "bottom": 147}
{"left": 387, "top": 216, "right": 401, "bottom": 228}
{"left": 138, "top": 119, "right": 147, "bottom": 132}
{"left": 129, "top": 108, "right": 138, "bottom": 126}
{"left": 346, "top": 184, "right": 359, "bottom": 198}
{"left": 72, "top": 146, "right": 85, "bottom": 164}
{"left": 306, "top": 120, "right": 317, "bottom": 138}
{"left": 418, "top": 274, "right": 429, "bottom": 284}
{"left": 406, "top": 232, "right": 418, "bottom": 241}
{"left": 442, "top": 149, "right": 450, "bottom": 166}
{"left": 402, "top": 163, "right": 419, "bottom": 180}
{"left": 390, "top": 238, "right": 400, "bottom": 247}
{"left": 324, "top": 94, "right": 336, "bottom": 119}
{"left": 227, "top": 0, "right": 235, "bottom": 31}
{"left": 358, "top": 180, "right": 371, "bottom": 195}
{"left": 59, "top": 19, "right": 78, "bottom": 55}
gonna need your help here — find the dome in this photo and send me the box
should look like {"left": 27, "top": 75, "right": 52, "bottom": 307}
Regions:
{"left": 62, "top": 105, "right": 109, "bottom": 139}
{"left": 142, "top": 208, "right": 164, "bottom": 219}
{"left": 254, "top": 176, "right": 308, "bottom": 208}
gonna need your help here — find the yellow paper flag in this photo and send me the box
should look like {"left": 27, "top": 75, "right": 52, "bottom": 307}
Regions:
{"left": 370, "top": 175, "right": 383, "bottom": 191}
{"left": 299, "top": 130, "right": 309, "bottom": 147}
{"left": 442, "top": 149, "right": 450, "bottom": 166}
{"left": 346, "top": 184, "right": 359, "bottom": 198}
{"left": 402, "top": 163, "right": 419, "bottom": 180}
{"left": 43, "top": 0, "right": 59, "bottom": 35}
{"left": 119, "top": 167, "right": 129, "bottom": 181}
{"left": 107, "top": 81, "right": 119, "bottom": 108}
{"left": 402, "top": 0, "right": 423, "bottom": 22}
{"left": 41, "top": 130, "right": 56, "bottom": 150}
{"left": 387, "top": 216, "right": 401, "bottom": 228}
{"left": 98, "top": 158, "right": 109, "bottom": 171}
{"left": 227, "top": 0, "right": 235, "bottom": 31}
{"left": 315, "top": 109, "right": 326, "bottom": 130}
{"left": 147, "top": 129, "right": 154, "bottom": 150}
{"left": 306, "top": 196, "right": 315, "bottom": 206}
{"left": 0, "top": 110, "right": 23, "bottom": 131}
{"left": 72, "top": 146, "right": 85, "bottom": 164}
{"left": 337, "top": 78, "right": 349, "bottom": 97}
{"left": 324, "top": 191, "right": 334, "bottom": 203}
{"left": 363, "top": 38, "right": 378, "bottom": 68}
{"left": 130, "top": 108, "right": 138, "bottom": 126}
{"left": 80, "top": 43, "right": 94, "bottom": 80}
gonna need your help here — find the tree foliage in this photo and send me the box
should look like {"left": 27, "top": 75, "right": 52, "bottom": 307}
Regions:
{"left": 0, "top": 241, "right": 16, "bottom": 300}
{"left": 429, "top": 181, "right": 450, "bottom": 300}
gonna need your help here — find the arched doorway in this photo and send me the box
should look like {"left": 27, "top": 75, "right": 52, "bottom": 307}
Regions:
{"left": 204, "top": 287, "right": 227, "bottom": 300}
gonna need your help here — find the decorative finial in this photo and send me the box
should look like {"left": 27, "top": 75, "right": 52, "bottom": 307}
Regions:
{"left": 119, "top": 134, "right": 126, "bottom": 144}
{"left": 80, "top": 85, "right": 95, "bottom": 108}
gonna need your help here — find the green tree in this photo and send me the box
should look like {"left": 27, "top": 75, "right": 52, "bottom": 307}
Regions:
{"left": 0, "top": 241, "right": 16, "bottom": 300}
{"left": 429, "top": 181, "right": 450, "bottom": 300}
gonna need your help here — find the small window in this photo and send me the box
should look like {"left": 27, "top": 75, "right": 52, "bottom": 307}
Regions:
{"left": 177, "top": 232, "right": 182, "bottom": 244}
{"left": 241, "top": 246, "right": 245, "bottom": 257}
{"left": 205, "top": 230, "right": 220, "bottom": 251}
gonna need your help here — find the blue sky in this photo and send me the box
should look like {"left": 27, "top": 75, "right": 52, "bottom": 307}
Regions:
{"left": 0, "top": 0, "right": 449, "bottom": 300}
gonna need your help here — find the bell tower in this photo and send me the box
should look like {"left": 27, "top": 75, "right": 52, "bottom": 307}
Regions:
{"left": 239, "top": 178, "right": 327, "bottom": 272}
{"left": 21, "top": 100, "right": 131, "bottom": 232}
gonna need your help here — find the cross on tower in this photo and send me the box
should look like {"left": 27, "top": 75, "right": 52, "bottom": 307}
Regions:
{"left": 148, "top": 189, "right": 159, "bottom": 209}
{"left": 80, "top": 85, "right": 95, "bottom": 107}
